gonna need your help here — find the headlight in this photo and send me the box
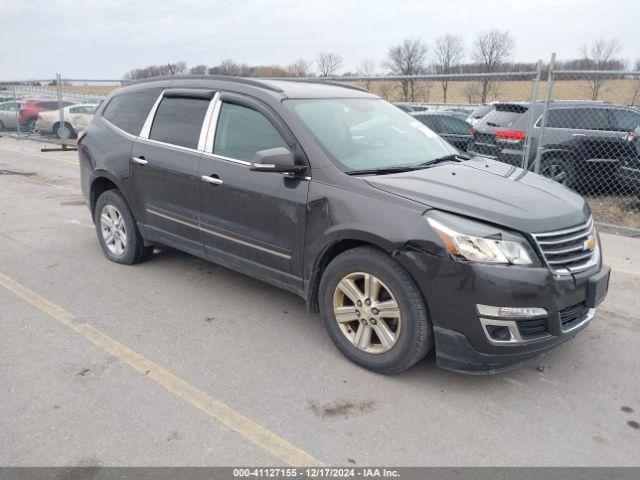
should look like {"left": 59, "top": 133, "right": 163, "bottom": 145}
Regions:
{"left": 424, "top": 210, "right": 537, "bottom": 265}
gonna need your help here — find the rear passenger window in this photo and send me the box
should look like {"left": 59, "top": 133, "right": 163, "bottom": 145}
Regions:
{"left": 609, "top": 109, "right": 640, "bottom": 132}
{"left": 149, "top": 97, "right": 209, "bottom": 149}
{"left": 574, "top": 108, "right": 610, "bottom": 131}
{"left": 214, "top": 103, "right": 288, "bottom": 161}
{"left": 546, "top": 109, "right": 579, "bottom": 129}
{"left": 102, "top": 88, "right": 162, "bottom": 135}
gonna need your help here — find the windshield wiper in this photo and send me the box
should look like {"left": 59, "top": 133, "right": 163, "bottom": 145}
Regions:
{"left": 418, "top": 153, "right": 470, "bottom": 166}
{"left": 345, "top": 165, "right": 427, "bottom": 176}
{"left": 346, "top": 154, "right": 471, "bottom": 175}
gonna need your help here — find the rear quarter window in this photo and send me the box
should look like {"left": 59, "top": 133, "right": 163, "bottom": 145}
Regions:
{"left": 480, "top": 109, "right": 524, "bottom": 128}
{"left": 102, "top": 88, "right": 163, "bottom": 136}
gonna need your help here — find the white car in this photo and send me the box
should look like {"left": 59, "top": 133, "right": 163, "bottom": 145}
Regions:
{"left": 35, "top": 103, "right": 98, "bottom": 139}
{"left": 0, "top": 100, "right": 25, "bottom": 131}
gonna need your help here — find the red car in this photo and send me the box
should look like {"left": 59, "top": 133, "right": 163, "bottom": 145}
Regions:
{"left": 18, "top": 99, "right": 75, "bottom": 133}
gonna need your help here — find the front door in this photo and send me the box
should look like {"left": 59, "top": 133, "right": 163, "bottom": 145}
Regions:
{"left": 131, "top": 93, "right": 212, "bottom": 253}
{"left": 196, "top": 95, "right": 309, "bottom": 291}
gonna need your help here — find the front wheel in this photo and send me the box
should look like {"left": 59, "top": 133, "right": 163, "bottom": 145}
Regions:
{"left": 319, "top": 247, "right": 432, "bottom": 374}
{"left": 94, "top": 189, "right": 153, "bottom": 265}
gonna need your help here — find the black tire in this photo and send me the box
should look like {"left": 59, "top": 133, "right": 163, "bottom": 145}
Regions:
{"left": 54, "top": 122, "right": 76, "bottom": 139}
{"left": 26, "top": 117, "right": 38, "bottom": 134}
{"left": 319, "top": 247, "right": 432, "bottom": 374}
{"left": 541, "top": 157, "right": 575, "bottom": 188}
{"left": 93, "top": 189, "right": 153, "bottom": 265}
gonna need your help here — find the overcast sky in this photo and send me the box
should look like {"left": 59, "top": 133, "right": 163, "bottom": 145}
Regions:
{"left": 2, "top": 0, "right": 639, "bottom": 80}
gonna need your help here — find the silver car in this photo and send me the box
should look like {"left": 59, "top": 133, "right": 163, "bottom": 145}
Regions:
{"left": 0, "top": 100, "right": 24, "bottom": 131}
{"left": 36, "top": 103, "right": 98, "bottom": 138}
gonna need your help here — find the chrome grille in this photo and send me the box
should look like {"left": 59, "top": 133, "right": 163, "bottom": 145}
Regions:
{"left": 532, "top": 218, "right": 599, "bottom": 275}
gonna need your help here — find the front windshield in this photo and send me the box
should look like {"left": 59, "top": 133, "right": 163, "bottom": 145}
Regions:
{"left": 287, "top": 98, "right": 457, "bottom": 171}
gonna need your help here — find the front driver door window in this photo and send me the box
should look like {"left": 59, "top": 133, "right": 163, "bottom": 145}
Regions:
{"left": 196, "top": 98, "right": 308, "bottom": 288}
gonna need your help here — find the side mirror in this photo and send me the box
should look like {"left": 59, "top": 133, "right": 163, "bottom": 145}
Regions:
{"left": 249, "top": 147, "right": 307, "bottom": 174}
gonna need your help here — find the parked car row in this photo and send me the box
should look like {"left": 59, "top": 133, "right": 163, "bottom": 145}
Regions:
{"left": 0, "top": 98, "right": 99, "bottom": 138}
{"left": 467, "top": 101, "right": 640, "bottom": 192}
{"left": 393, "top": 100, "right": 640, "bottom": 194}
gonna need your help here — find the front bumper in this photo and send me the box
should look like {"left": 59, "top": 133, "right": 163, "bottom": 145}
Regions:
{"left": 397, "top": 249, "right": 610, "bottom": 374}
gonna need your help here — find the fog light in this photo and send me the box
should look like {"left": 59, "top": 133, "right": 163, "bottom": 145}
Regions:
{"left": 477, "top": 304, "right": 547, "bottom": 318}
{"left": 485, "top": 325, "right": 512, "bottom": 342}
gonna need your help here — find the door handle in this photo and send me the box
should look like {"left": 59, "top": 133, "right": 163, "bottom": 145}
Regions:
{"left": 201, "top": 175, "right": 223, "bottom": 185}
{"left": 131, "top": 156, "right": 148, "bottom": 165}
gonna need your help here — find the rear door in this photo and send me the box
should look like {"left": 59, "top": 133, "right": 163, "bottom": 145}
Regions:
{"left": 130, "top": 90, "right": 215, "bottom": 253}
{"left": 195, "top": 93, "right": 309, "bottom": 290}
{"left": 0, "top": 103, "right": 17, "bottom": 129}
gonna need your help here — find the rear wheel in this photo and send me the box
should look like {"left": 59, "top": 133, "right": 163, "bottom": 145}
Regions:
{"left": 94, "top": 189, "right": 153, "bottom": 265}
{"left": 319, "top": 247, "right": 432, "bottom": 374}
{"left": 54, "top": 122, "right": 75, "bottom": 139}
{"left": 541, "top": 158, "right": 575, "bottom": 188}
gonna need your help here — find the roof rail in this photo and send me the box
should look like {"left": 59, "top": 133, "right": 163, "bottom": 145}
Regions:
{"left": 122, "top": 75, "right": 284, "bottom": 93}
{"left": 269, "top": 78, "right": 369, "bottom": 93}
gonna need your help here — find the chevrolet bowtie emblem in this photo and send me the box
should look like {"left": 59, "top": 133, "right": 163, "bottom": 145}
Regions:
{"left": 584, "top": 235, "right": 596, "bottom": 251}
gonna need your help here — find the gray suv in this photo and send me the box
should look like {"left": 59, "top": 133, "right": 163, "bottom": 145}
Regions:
{"left": 469, "top": 101, "right": 640, "bottom": 188}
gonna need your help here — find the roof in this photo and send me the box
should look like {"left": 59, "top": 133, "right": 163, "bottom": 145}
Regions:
{"left": 122, "top": 75, "right": 376, "bottom": 99}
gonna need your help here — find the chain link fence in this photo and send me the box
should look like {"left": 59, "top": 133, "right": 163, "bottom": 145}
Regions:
{"left": 0, "top": 76, "right": 120, "bottom": 148}
{"left": 1, "top": 63, "right": 639, "bottom": 233}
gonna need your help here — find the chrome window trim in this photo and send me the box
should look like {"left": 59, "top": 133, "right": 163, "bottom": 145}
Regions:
{"left": 101, "top": 117, "right": 138, "bottom": 140}
{"left": 139, "top": 90, "right": 166, "bottom": 139}
{"left": 199, "top": 92, "right": 220, "bottom": 152}
{"left": 137, "top": 136, "right": 202, "bottom": 155}
{"left": 204, "top": 96, "right": 222, "bottom": 154}
{"left": 202, "top": 151, "right": 251, "bottom": 166}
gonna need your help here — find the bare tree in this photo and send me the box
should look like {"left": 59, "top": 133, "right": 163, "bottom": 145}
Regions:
{"left": 189, "top": 64, "right": 208, "bottom": 75}
{"left": 581, "top": 38, "right": 623, "bottom": 100}
{"left": 376, "top": 81, "right": 397, "bottom": 100}
{"left": 463, "top": 82, "right": 481, "bottom": 103}
{"left": 385, "top": 38, "right": 428, "bottom": 101}
{"left": 356, "top": 58, "right": 377, "bottom": 90}
{"left": 472, "top": 29, "right": 515, "bottom": 102}
{"left": 316, "top": 52, "right": 344, "bottom": 77}
{"left": 433, "top": 34, "right": 464, "bottom": 103}
{"left": 123, "top": 61, "right": 188, "bottom": 80}
{"left": 286, "top": 58, "right": 314, "bottom": 78}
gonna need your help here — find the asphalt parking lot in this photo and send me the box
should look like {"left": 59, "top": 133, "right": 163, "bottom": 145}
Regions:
{"left": 1, "top": 136, "right": 639, "bottom": 467}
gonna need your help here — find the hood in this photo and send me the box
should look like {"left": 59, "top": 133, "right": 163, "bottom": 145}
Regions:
{"left": 364, "top": 157, "right": 590, "bottom": 233}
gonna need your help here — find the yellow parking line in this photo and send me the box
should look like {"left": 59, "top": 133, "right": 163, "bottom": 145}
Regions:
{"left": 612, "top": 267, "right": 640, "bottom": 278}
{"left": 0, "top": 146, "right": 79, "bottom": 165}
{"left": 0, "top": 272, "right": 322, "bottom": 467}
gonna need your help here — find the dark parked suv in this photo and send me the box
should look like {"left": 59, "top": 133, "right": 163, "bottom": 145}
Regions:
{"left": 469, "top": 101, "right": 640, "bottom": 189}
{"left": 79, "top": 76, "right": 610, "bottom": 374}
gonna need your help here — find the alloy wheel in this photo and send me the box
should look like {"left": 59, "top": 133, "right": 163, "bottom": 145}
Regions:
{"left": 333, "top": 272, "right": 402, "bottom": 354}
{"left": 100, "top": 204, "right": 127, "bottom": 256}
{"left": 542, "top": 162, "right": 569, "bottom": 185}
